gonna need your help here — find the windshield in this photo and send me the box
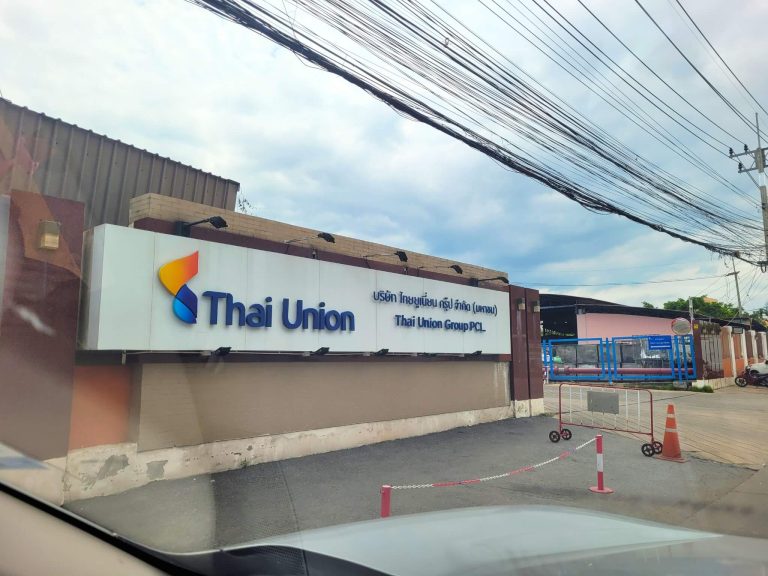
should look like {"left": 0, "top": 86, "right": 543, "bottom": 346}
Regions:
{"left": 2, "top": 0, "right": 768, "bottom": 566}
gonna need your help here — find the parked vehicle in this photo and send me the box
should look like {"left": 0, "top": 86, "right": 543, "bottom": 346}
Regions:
{"left": 735, "top": 362, "right": 768, "bottom": 387}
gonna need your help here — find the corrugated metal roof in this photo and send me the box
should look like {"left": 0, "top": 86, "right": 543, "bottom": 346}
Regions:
{"left": 0, "top": 97, "right": 239, "bottom": 228}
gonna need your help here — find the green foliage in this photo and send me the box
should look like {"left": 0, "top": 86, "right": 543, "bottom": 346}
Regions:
{"left": 641, "top": 301, "right": 655, "bottom": 309}
{"left": 662, "top": 296, "right": 738, "bottom": 320}
{"left": 752, "top": 305, "right": 768, "bottom": 327}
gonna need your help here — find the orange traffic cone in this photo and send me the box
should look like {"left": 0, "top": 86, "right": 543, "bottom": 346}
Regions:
{"left": 658, "top": 404, "right": 686, "bottom": 463}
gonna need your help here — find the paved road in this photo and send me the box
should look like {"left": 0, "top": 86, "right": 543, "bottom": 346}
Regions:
{"left": 68, "top": 416, "right": 753, "bottom": 552}
{"left": 545, "top": 383, "right": 768, "bottom": 468}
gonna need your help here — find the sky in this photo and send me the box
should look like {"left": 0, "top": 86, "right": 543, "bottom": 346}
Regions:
{"left": 1, "top": 0, "right": 767, "bottom": 311}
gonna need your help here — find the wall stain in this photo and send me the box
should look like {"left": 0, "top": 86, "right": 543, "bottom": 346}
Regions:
{"left": 91, "top": 454, "right": 129, "bottom": 485}
{"left": 146, "top": 460, "right": 168, "bottom": 480}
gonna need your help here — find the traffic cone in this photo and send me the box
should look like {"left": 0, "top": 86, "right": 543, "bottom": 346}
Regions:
{"left": 658, "top": 404, "right": 686, "bottom": 463}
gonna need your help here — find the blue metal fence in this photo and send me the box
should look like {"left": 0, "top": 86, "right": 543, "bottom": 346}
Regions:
{"left": 543, "top": 335, "right": 696, "bottom": 384}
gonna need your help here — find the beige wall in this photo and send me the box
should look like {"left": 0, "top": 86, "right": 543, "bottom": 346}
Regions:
{"left": 129, "top": 194, "right": 508, "bottom": 283}
{"left": 137, "top": 361, "right": 509, "bottom": 451}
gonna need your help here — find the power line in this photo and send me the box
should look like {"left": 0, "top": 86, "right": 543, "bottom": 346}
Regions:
{"left": 484, "top": 0, "right": 757, "bottom": 209}
{"left": 430, "top": 0, "right": 755, "bottom": 212}
{"left": 672, "top": 0, "right": 768, "bottom": 118}
{"left": 574, "top": 0, "right": 742, "bottom": 146}
{"left": 509, "top": 274, "right": 727, "bottom": 287}
{"left": 697, "top": 273, "right": 728, "bottom": 296}
{"left": 187, "top": 0, "right": 766, "bottom": 263}
{"left": 633, "top": 0, "right": 764, "bottom": 137}
{"left": 531, "top": 0, "right": 731, "bottom": 153}
{"left": 537, "top": 260, "right": 706, "bottom": 274}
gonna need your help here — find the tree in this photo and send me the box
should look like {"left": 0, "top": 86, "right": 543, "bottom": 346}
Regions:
{"left": 641, "top": 301, "right": 655, "bottom": 309}
{"left": 662, "top": 296, "right": 737, "bottom": 320}
{"left": 236, "top": 195, "right": 257, "bottom": 215}
{"left": 751, "top": 304, "right": 768, "bottom": 327}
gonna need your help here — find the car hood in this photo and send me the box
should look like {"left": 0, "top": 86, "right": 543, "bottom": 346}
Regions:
{"left": 248, "top": 506, "right": 768, "bottom": 576}
{"left": 165, "top": 506, "right": 768, "bottom": 576}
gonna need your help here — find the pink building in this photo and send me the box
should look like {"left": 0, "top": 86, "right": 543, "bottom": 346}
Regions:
{"left": 577, "top": 313, "right": 676, "bottom": 339}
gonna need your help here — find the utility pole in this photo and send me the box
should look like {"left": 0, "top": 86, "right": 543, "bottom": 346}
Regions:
{"left": 731, "top": 113, "right": 768, "bottom": 270}
{"left": 726, "top": 255, "right": 744, "bottom": 316}
{"left": 688, "top": 297, "right": 694, "bottom": 324}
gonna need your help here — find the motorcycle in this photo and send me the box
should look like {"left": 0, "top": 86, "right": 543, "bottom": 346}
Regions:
{"left": 735, "top": 361, "right": 768, "bottom": 387}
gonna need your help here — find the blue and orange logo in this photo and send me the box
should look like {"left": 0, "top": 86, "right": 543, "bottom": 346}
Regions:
{"left": 158, "top": 252, "right": 199, "bottom": 324}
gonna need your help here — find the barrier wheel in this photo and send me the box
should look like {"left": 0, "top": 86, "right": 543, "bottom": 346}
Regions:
{"left": 652, "top": 441, "right": 663, "bottom": 454}
{"left": 561, "top": 428, "right": 572, "bottom": 441}
{"left": 549, "top": 430, "right": 561, "bottom": 443}
{"left": 641, "top": 443, "right": 655, "bottom": 457}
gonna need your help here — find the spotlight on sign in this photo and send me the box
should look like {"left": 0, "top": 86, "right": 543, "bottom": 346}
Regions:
{"left": 374, "top": 348, "right": 389, "bottom": 356}
{"left": 285, "top": 232, "right": 336, "bottom": 244}
{"left": 470, "top": 350, "right": 482, "bottom": 356}
{"left": 364, "top": 251, "right": 408, "bottom": 263}
{"left": 213, "top": 346, "right": 231, "bottom": 357}
{"left": 311, "top": 346, "right": 330, "bottom": 356}
{"left": 417, "top": 264, "right": 463, "bottom": 274}
{"left": 469, "top": 276, "right": 508, "bottom": 287}
{"left": 174, "top": 215, "right": 229, "bottom": 237}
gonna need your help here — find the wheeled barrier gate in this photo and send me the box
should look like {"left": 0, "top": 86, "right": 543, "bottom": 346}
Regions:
{"left": 548, "top": 382, "right": 662, "bottom": 457}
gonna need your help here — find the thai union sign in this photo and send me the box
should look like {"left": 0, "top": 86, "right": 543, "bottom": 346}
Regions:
{"left": 80, "top": 225, "right": 510, "bottom": 354}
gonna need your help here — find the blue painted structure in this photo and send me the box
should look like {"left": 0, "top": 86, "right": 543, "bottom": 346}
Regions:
{"left": 544, "top": 334, "right": 696, "bottom": 383}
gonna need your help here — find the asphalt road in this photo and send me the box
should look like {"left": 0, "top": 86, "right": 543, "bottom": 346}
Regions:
{"left": 68, "top": 415, "right": 754, "bottom": 552}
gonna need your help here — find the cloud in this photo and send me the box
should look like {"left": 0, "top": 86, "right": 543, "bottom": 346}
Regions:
{"left": 1, "top": 0, "right": 766, "bottom": 310}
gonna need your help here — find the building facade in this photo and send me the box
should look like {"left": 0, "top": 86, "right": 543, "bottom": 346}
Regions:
{"left": 0, "top": 100, "right": 544, "bottom": 503}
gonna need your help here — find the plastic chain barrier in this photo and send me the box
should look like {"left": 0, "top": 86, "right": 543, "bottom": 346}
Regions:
{"left": 380, "top": 437, "right": 596, "bottom": 517}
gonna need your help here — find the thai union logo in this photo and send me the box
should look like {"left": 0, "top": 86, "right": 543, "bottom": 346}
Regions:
{"left": 158, "top": 252, "right": 199, "bottom": 324}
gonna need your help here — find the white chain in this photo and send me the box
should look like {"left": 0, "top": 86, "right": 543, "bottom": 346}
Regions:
{"left": 390, "top": 437, "right": 596, "bottom": 490}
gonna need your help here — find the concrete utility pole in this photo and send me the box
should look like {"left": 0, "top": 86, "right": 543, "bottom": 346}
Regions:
{"left": 688, "top": 297, "right": 694, "bottom": 324}
{"left": 731, "top": 113, "right": 768, "bottom": 270}
{"left": 727, "top": 255, "right": 744, "bottom": 316}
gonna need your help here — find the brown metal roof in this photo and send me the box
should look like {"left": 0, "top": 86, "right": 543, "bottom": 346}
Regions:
{"left": 0, "top": 97, "right": 239, "bottom": 228}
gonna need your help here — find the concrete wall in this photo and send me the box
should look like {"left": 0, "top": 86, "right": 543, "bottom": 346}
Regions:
{"left": 761, "top": 333, "right": 768, "bottom": 359}
{"left": 734, "top": 333, "right": 746, "bottom": 374}
{"left": 69, "top": 366, "right": 134, "bottom": 450}
{"left": 692, "top": 377, "right": 733, "bottom": 390}
{"left": 7, "top": 402, "right": 517, "bottom": 504}
{"left": 136, "top": 361, "right": 510, "bottom": 451}
{"left": 721, "top": 326, "right": 736, "bottom": 378}
{"left": 0, "top": 358, "right": 518, "bottom": 503}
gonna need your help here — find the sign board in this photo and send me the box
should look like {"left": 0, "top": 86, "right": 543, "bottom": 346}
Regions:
{"left": 80, "top": 225, "right": 511, "bottom": 354}
{"left": 587, "top": 391, "right": 619, "bottom": 414}
{"left": 647, "top": 335, "right": 673, "bottom": 350}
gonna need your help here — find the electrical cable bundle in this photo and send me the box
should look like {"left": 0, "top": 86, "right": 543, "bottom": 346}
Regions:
{"left": 188, "top": 0, "right": 767, "bottom": 264}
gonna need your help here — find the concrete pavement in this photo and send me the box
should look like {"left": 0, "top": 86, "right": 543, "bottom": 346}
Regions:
{"left": 68, "top": 416, "right": 753, "bottom": 552}
{"left": 545, "top": 383, "right": 768, "bottom": 468}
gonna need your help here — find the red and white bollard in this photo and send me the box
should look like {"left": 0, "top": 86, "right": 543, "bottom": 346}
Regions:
{"left": 589, "top": 434, "right": 614, "bottom": 494}
{"left": 380, "top": 485, "right": 392, "bottom": 518}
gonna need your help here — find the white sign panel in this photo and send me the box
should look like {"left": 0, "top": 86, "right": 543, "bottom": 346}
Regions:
{"left": 81, "top": 225, "right": 511, "bottom": 354}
